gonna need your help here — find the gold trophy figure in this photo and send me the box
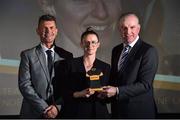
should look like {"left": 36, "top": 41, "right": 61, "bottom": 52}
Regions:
{"left": 86, "top": 68, "right": 103, "bottom": 91}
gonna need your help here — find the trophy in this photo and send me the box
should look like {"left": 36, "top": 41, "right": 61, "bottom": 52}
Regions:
{"left": 86, "top": 68, "right": 103, "bottom": 91}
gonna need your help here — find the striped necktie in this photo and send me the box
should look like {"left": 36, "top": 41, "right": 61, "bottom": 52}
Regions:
{"left": 118, "top": 45, "right": 131, "bottom": 71}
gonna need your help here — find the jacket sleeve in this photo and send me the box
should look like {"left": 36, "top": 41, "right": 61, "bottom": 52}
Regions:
{"left": 18, "top": 51, "right": 48, "bottom": 114}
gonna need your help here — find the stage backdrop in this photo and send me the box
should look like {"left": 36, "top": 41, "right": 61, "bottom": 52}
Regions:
{"left": 0, "top": 0, "right": 180, "bottom": 115}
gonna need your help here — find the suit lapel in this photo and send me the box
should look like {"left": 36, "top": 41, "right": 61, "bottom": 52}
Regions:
{"left": 120, "top": 39, "right": 142, "bottom": 73}
{"left": 54, "top": 49, "right": 65, "bottom": 62}
{"left": 114, "top": 44, "right": 124, "bottom": 72}
{"left": 78, "top": 57, "right": 89, "bottom": 84}
{"left": 54, "top": 52, "right": 60, "bottom": 62}
{"left": 36, "top": 45, "right": 65, "bottom": 81}
{"left": 51, "top": 51, "right": 64, "bottom": 79}
{"left": 36, "top": 45, "right": 51, "bottom": 81}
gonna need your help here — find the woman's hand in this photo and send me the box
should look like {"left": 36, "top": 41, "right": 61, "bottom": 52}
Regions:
{"left": 73, "top": 88, "right": 95, "bottom": 98}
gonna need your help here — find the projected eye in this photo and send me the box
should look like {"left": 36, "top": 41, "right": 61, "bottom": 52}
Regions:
{"left": 72, "top": 0, "right": 90, "bottom": 4}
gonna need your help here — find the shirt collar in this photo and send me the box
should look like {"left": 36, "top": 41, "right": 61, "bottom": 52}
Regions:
{"left": 40, "top": 43, "right": 55, "bottom": 53}
{"left": 124, "top": 35, "right": 139, "bottom": 48}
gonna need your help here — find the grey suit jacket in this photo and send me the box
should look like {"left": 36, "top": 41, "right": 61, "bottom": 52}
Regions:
{"left": 18, "top": 44, "right": 73, "bottom": 118}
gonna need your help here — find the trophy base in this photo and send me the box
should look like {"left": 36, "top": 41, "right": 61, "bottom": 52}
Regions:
{"left": 90, "top": 88, "right": 103, "bottom": 91}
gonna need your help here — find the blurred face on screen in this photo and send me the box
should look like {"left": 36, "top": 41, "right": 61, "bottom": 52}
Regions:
{"left": 55, "top": 0, "right": 121, "bottom": 47}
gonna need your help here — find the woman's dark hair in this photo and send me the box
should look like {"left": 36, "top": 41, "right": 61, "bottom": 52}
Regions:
{"left": 81, "top": 27, "right": 99, "bottom": 42}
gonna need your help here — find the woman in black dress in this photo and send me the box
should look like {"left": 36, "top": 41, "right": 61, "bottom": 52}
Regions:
{"left": 60, "top": 27, "right": 110, "bottom": 118}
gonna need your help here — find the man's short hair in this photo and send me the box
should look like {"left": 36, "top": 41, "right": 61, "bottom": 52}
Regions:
{"left": 118, "top": 12, "right": 140, "bottom": 24}
{"left": 38, "top": 14, "right": 57, "bottom": 27}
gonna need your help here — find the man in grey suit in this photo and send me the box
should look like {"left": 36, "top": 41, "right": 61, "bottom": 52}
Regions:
{"left": 18, "top": 14, "right": 73, "bottom": 118}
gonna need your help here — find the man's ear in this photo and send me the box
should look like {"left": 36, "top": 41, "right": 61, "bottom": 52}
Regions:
{"left": 36, "top": 28, "right": 39, "bottom": 35}
{"left": 96, "top": 42, "right": 100, "bottom": 49}
{"left": 55, "top": 28, "right": 58, "bottom": 36}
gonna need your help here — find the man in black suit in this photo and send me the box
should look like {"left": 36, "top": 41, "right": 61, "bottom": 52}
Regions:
{"left": 103, "top": 12, "right": 158, "bottom": 118}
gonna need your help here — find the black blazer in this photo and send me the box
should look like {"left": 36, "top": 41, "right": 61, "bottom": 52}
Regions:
{"left": 110, "top": 39, "right": 158, "bottom": 118}
{"left": 53, "top": 45, "right": 73, "bottom": 102}
{"left": 54, "top": 45, "right": 73, "bottom": 60}
{"left": 58, "top": 57, "right": 110, "bottom": 118}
